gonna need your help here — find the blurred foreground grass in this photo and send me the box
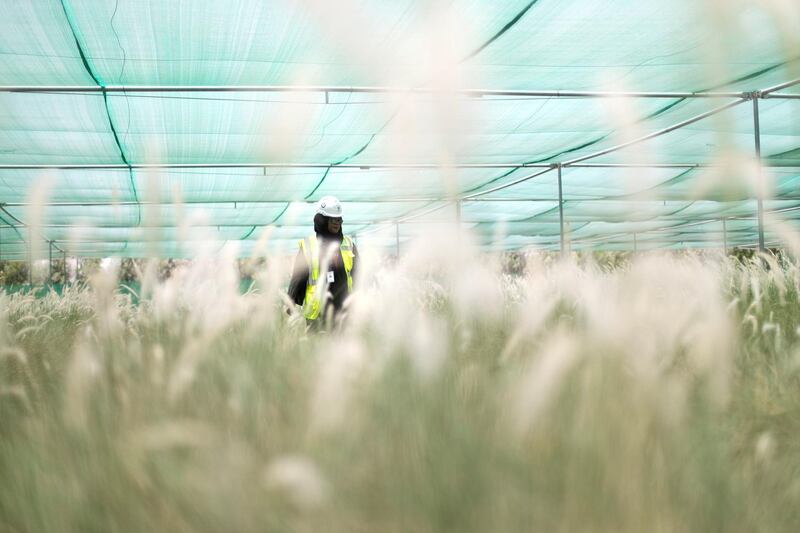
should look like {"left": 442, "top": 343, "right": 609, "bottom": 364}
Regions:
{"left": 1, "top": 250, "right": 800, "bottom": 532}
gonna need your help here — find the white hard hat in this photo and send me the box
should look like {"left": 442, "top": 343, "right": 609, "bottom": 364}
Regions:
{"left": 316, "top": 196, "right": 343, "bottom": 218}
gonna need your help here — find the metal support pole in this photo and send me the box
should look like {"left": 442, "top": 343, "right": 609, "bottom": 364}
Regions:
{"left": 753, "top": 96, "right": 766, "bottom": 252}
{"left": 63, "top": 251, "right": 67, "bottom": 283}
{"left": 0, "top": 84, "right": 753, "bottom": 98}
{"left": 557, "top": 164, "right": 565, "bottom": 257}
{"left": 395, "top": 222, "right": 400, "bottom": 258}
{"left": 48, "top": 241, "right": 53, "bottom": 282}
{"left": 633, "top": 233, "right": 638, "bottom": 252}
{"left": 722, "top": 219, "right": 728, "bottom": 252}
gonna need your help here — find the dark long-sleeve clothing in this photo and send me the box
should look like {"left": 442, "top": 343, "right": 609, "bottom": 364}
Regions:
{"left": 287, "top": 237, "right": 358, "bottom": 314}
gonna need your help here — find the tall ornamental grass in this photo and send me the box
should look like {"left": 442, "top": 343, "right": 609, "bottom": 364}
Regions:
{"left": 1, "top": 242, "right": 799, "bottom": 532}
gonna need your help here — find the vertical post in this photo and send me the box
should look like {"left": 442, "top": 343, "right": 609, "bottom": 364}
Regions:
{"left": 395, "top": 222, "right": 400, "bottom": 258}
{"left": 27, "top": 235, "right": 32, "bottom": 285}
{"left": 557, "top": 164, "right": 565, "bottom": 258}
{"left": 63, "top": 251, "right": 67, "bottom": 284}
{"left": 722, "top": 219, "right": 728, "bottom": 253}
{"left": 48, "top": 241, "right": 53, "bottom": 283}
{"left": 753, "top": 95, "right": 766, "bottom": 252}
{"left": 633, "top": 233, "right": 638, "bottom": 252}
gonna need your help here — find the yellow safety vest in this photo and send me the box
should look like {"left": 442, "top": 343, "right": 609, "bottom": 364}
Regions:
{"left": 298, "top": 234, "right": 354, "bottom": 320}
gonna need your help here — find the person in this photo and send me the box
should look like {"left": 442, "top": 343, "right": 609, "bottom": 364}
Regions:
{"left": 287, "top": 196, "right": 358, "bottom": 327}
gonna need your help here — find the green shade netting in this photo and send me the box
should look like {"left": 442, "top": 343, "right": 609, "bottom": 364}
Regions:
{"left": 0, "top": 0, "right": 798, "bottom": 256}
{"left": 5, "top": 0, "right": 793, "bottom": 89}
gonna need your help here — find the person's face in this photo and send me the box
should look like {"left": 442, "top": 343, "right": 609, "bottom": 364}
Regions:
{"left": 327, "top": 216, "right": 342, "bottom": 233}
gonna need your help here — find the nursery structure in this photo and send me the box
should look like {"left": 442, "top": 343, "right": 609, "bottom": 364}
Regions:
{"left": 0, "top": 0, "right": 798, "bottom": 259}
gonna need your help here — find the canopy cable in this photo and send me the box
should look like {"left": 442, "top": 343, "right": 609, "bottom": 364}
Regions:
{"left": 59, "top": 0, "right": 141, "bottom": 227}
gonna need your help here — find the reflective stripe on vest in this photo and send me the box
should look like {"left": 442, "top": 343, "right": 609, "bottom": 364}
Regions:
{"left": 299, "top": 234, "right": 354, "bottom": 320}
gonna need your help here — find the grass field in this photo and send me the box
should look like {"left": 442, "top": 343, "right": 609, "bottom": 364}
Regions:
{"left": 1, "top": 245, "right": 800, "bottom": 532}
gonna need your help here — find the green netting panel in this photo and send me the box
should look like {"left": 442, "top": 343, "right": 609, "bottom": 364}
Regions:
{"left": 57, "top": 0, "right": 624, "bottom": 89}
{"left": 14, "top": 0, "right": 788, "bottom": 91}
{"left": 560, "top": 199, "right": 799, "bottom": 223}
{"left": 586, "top": 168, "right": 800, "bottom": 202}
{"left": 132, "top": 168, "right": 325, "bottom": 203}
{"left": 0, "top": 1, "right": 95, "bottom": 86}
{"left": 8, "top": 203, "right": 289, "bottom": 227}
{"left": 312, "top": 167, "right": 526, "bottom": 201}
{"left": 587, "top": 99, "right": 800, "bottom": 165}
{"left": 569, "top": 220, "right": 688, "bottom": 238}
{"left": 346, "top": 96, "right": 715, "bottom": 166}
{"left": 104, "top": 91, "right": 391, "bottom": 164}
{"left": 35, "top": 226, "right": 248, "bottom": 243}
{"left": 0, "top": 169, "right": 133, "bottom": 202}
{"left": 480, "top": 167, "right": 690, "bottom": 201}
{"left": 458, "top": 201, "right": 560, "bottom": 223}
{"left": 0, "top": 167, "right": 330, "bottom": 206}
{"left": 356, "top": 220, "right": 480, "bottom": 247}
{"left": 463, "top": 0, "right": 795, "bottom": 92}
{"left": 0, "top": 93, "right": 122, "bottom": 164}
{"left": 276, "top": 201, "right": 435, "bottom": 226}
{"left": 0, "top": 229, "right": 26, "bottom": 257}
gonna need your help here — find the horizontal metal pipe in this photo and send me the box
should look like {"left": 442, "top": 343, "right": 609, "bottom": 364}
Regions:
{"left": 0, "top": 199, "right": 439, "bottom": 207}
{"left": 0, "top": 85, "right": 751, "bottom": 99}
{"left": 0, "top": 196, "right": 604, "bottom": 207}
{"left": 0, "top": 235, "right": 781, "bottom": 252}
{"left": 0, "top": 163, "right": 526, "bottom": 170}
{"left": 461, "top": 167, "right": 555, "bottom": 200}
{"left": 0, "top": 230, "right": 769, "bottom": 247}
{"left": 763, "top": 93, "right": 800, "bottom": 100}
{"left": 7, "top": 194, "right": 800, "bottom": 208}
{"left": 0, "top": 161, "right": 795, "bottom": 171}
{"left": 760, "top": 78, "right": 800, "bottom": 96}
{"left": 0, "top": 162, "right": 688, "bottom": 170}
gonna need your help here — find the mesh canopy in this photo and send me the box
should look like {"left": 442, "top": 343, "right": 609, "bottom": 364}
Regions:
{"left": 0, "top": 0, "right": 799, "bottom": 258}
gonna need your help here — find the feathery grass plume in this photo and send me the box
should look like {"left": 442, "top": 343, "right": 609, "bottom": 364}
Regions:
{"left": 2, "top": 250, "right": 800, "bottom": 530}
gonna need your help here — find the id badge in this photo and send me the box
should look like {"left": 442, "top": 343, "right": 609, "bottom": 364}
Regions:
{"left": 327, "top": 271, "right": 335, "bottom": 283}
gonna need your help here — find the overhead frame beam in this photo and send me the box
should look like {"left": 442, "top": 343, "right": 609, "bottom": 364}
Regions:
{"left": 760, "top": 78, "right": 800, "bottom": 96}
{"left": 0, "top": 81, "right": 795, "bottom": 99}
{"left": 0, "top": 85, "right": 762, "bottom": 99}
{"left": 1, "top": 208, "right": 798, "bottom": 230}
{"left": 6, "top": 162, "right": 800, "bottom": 170}
{"left": 7, "top": 194, "right": 800, "bottom": 207}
